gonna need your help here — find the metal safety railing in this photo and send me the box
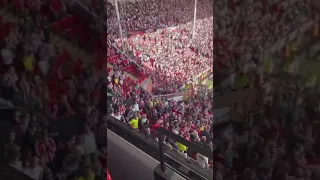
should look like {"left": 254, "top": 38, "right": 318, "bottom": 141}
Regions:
{"left": 107, "top": 116, "right": 213, "bottom": 180}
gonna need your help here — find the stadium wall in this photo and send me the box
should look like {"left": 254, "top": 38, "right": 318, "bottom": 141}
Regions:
{"left": 107, "top": 129, "right": 158, "bottom": 180}
{"left": 107, "top": 129, "right": 186, "bottom": 180}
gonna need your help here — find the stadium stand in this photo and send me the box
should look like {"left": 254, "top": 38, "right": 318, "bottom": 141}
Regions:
{"left": 211, "top": 2, "right": 320, "bottom": 180}
{"left": 0, "top": 1, "right": 110, "bottom": 180}
{"left": 106, "top": 0, "right": 320, "bottom": 180}
{"left": 2, "top": 0, "right": 320, "bottom": 179}
{"left": 105, "top": 0, "right": 214, "bottom": 179}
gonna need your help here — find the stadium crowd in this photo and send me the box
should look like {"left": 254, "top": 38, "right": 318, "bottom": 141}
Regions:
{"left": 106, "top": 0, "right": 212, "bottom": 33}
{"left": 106, "top": 0, "right": 213, "bottom": 94}
{"left": 123, "top": 18, "right": 213, "bottom": 92}
{"left": 214, "top": 0, "right": 313, "bottom": 79}
{"left": 107, "top": 47, "right": 320, "bottom": 180}
{"left": 0, "top": 1, "right": 111, "bottom": 180}
{"left": 107, "top": 60, "right": 214, "bottom": 167}
{"left": 105, "top": 0, "right": 215, "bottom": 169}
{"left": 106, "top": 1, "right": 320, "bottom": 180}
{"left": 1, "top": 0, "right": 320, "bottom": 180}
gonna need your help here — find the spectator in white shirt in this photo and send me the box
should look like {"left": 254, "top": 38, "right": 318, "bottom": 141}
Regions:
{"left": 82, "top": 124, "right": 97, "bottom": 154}
{"left": 107, "top": 76, "right": 112, "bottom": 82}
{"left": 133, "top": 101, "right": 139, "bottom": 112}
{"left": 112, "top": 111, "right": 122, "bottom": 120}
{"left": 38, "top": 59, "right": 49, "bottom": 75}
{"left": 72, "top": 136, "right": 85, "bottom": 157}
{"left": 140, "top": 114, "right": 147, "bottom": 124}
{"left": 196, "top": 153, "right": 209, "bottom": 168}
{"left": 1, "top": 44, "right": 14, "bottom": 65}
{"left": 24, "top": 156, "right": 43, "bottom": 180}
{"left": 3, "top": 66, "right": 19, "bottom": 91}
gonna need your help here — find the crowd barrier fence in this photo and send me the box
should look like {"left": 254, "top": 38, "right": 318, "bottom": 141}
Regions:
{"left": 107, "top": 115, "right": 213, "bottom": 180}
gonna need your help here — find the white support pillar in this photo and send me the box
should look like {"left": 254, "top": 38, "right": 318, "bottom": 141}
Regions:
{"left": 115, "top": 0, "right": 125, "bottom": 52}
{"left": 192, "top": 0, "right": 197, "bottom": 39}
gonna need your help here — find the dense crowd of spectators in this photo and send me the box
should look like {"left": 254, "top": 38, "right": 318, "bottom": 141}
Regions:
{"left": 212, "top": 73, "right": 320, "bottom": 180}
{"left": 106, "top": 0, "right": 212, "bottom": 33}
{"left": 214, "top": 0, "right": 313, "bottom": 82}
{"left": 0, "top": 1, "right": 111, "bottom": 180}
{"left": 212, "top": 2, "right": 320, "bottom": 180}
{"left": 211, "top": 1, "right": 320, "bottom": 178}
{"left": 106, "top": 0, "right": 213, "bottom": 94}
{"left": 104, "top": 0, "right": 215, "bottom": 167}
{"left": 3, "top": 0, "right": 320, "bottom": 180}
{"left": 121, "top": 18, "right": 213, "bottom": 92}
{"left": 107, "top": 61, "right": 214, "bottom": 169}
{"left": 106, "top": 0, "right": 313, "bottom": 92}
{"left": 106, "top": 1, "right": 320, "bottom": 180}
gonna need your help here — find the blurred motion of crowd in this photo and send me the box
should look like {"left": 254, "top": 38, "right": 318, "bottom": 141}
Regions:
{"left": 0, "top": 0, "right": 109, "bottom": 180}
